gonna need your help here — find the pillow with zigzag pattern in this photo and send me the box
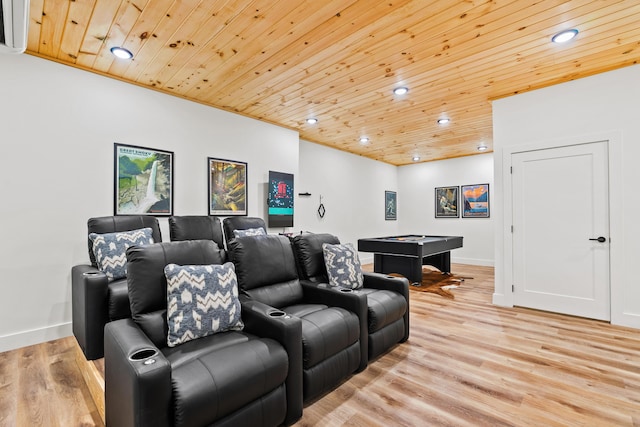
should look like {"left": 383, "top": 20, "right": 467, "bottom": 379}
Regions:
{"left": 164, "top": 262, "right": 244, "bottom": 347}
{"left": 89, "top": 227, "right": 154, "bottom": 281}
{"left": 322, "top": 242, "right": 364, "bottom": 290}
{"left": 233, "top": 227, "right": 267, "bottom": 238}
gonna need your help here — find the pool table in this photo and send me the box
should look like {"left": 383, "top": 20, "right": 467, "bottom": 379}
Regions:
{"left": 357, "top": 235, "right": 463, "bottom": 283}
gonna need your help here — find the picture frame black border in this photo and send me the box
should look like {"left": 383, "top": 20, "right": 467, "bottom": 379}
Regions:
{"left": 208, "top": 157, "right": 248, "bottom": 216}
{"left": 385, "top": 190, "right": 397, "bottom": 221}
{"left": 435, "top": 186, "right": 459, "bottom": 218}
{"left": 114, "top": 142, "right": 174, "bottom": 216}
{"left": 461, "top": 183, "right": 490, "bottom": 218}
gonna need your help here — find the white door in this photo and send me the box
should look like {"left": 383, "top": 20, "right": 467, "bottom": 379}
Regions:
{"left": 512, "top": 141, "right": 610, "bottom": 320}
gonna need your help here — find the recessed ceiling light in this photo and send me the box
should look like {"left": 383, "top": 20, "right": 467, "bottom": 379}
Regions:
{"left": 305, "top": 117, "right": 318, "bottom": 125}
{"left": 437, "top": 118, "right": 450, "bottom": 125}
{"left": 551, "top": 29, "right": 578, "bottom": 44}
{"left": 393, "top": 87, "right": 409, "bottom": 96}
{"left": 412, "top": 156, "right": 420, "bottom": 162}
{"left": 110, "top": 46, "right": 133, "bottom": 59}
{"left": 359, "top": 136, "right": 369, "bottom": 144}
{"left": 477, "top": 144, "right": 488, "bottom": 152}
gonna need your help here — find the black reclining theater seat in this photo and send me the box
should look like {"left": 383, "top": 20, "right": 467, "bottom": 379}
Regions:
{"left": 169, "top": 215, "right": 227, "bottom": 260}
{"left": 228, "top": 234, "right": 369, "bottom": 403}
{"left": 72, "top": 215, "right": 162, "bottom": 360}
{"left": 291, "top": 233, "right": 410, "bottom": 360}
{"left": 104, "top": 240, "right": 303, "bottom": 427}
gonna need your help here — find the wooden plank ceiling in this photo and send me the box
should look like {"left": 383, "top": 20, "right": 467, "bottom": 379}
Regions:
{"left": 25, "top": 0, "right": 640, "bottom": 165}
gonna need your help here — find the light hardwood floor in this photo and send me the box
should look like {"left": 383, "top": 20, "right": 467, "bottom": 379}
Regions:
{"left": 2, "top": 264, "right": 639, "bottom": 426}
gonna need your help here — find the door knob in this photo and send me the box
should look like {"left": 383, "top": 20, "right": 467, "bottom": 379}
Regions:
{"left": 589, "top": 236, "right": 606, "bottom": 243}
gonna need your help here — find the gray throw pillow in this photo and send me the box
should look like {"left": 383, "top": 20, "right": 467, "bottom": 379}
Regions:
{"left": 164, "top": 262, "right": 244, "bottom": 347}
{"left": 89, "top": 227, "right": 154, "bottom": 280}
{"left": 322, "top": 242, "right": 364, "bottom": 289}
{"left": 233, "top": 227, "right": 266, "bottom": 238}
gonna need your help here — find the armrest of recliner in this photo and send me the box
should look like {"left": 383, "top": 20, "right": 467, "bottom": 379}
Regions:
{"left": 104, "top": 318, "right": 172, "bottom": 427}
{"left": 72, "top": 264, "right": 109, "bottom": 360}
{"left": 240, "top": 298, "right": 303, "bottom": 425}
{"left": 363, "top": 272, "right": 410, "bottom": 342}
{"left": 363, "top": 271, "right": 410, "bottom": 298}
{"left": 300, "top": 281, "right": 369, "bottom": 371}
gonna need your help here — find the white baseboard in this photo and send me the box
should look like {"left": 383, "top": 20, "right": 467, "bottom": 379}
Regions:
{"left": 0, "top": 322, "right": 73, "bottom": 353}
{"left": 359, "top": 254, "right": 374, "bottom": 265}
{"left": 451, "top": 257, "right": 495, "bottom": 267}
{"left": 611, "top": 312, "right": 640, "bottom": 329}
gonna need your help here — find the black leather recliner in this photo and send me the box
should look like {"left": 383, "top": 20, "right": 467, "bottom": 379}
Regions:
{"left": 104, "top": 240, "right": 303, "bottom": 426}
{"left": 291, "top": 233, "right": 410, "bottom": 360}
{"left": 72, "top": 215, "right": 162, "bottom": 360}
{"left": 169, "top": 215, "right": 227, "bottom": 260}
{"left": 228, "top": 234, "right": 368, "bottom": 403}
{"left": 222, "top": 216, "right": 267, "bottom": 245}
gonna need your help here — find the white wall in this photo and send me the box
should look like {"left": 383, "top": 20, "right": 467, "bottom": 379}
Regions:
{"left": 397, "top": 154, "right": 494, "bottom": 266}
{"left": 0, "top": 53, "right": 298, "bottom": 351}
{"left": 0, "top": 52, "right": 497, "bottom": 352}
{"left": 493, "top": 64, "right": 639, "bottom": 328}
{"left": 297, "top": 140, "right": 399, "bottom": 264}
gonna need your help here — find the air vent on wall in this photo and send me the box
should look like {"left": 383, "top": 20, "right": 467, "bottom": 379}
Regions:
{"left": 0, "top": 0, "right": 29, "bottom": 54}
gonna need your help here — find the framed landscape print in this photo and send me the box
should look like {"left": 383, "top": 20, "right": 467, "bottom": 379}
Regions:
{"left": 385, "top": 190, "right": 397, "bottom": 220}
{"left": 114, "top": 143, "right": 174, "bottom": 216}
{"left": 462, "top": 183, "right": 490, "bottom": 218}
{"left": 435, "top": 186, "right": 459, "bottom": 218}
{"left": 208, "top": 157, "right": 247, "bottom": 216}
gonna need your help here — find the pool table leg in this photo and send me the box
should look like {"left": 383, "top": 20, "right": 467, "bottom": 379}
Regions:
{"left": 373, "top": 254, "right": 423, "bottom": 284}
{"left": 423, "top": 252, "right": 452, "bottom": 274}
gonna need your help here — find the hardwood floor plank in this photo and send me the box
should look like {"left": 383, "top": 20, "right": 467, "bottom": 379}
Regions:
{"left": 1, "top": 263, "right": 640, "bottom": 426}
{"left": 0, "top": 342, "right": 19, "bottom": 426}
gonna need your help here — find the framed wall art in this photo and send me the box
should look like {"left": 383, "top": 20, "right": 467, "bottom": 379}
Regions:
{"left": 385, "top": 190, "right": 397, "bottom": 220}
{"left": 114, "top": 143, "right": 174, "bottom": 216}
{"left": 435, "top": 186, "right": 459, "bottom": 218}
{"left": 461, "top": 183, "right": 490, "bottom": 218}
{"left": 208, "top": 157, "right": 247, "bottom": 216}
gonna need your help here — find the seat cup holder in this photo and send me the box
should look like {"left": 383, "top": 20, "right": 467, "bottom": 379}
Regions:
{"left": 269, "top": 311, "right": 286, "bottom": 317}
{"left": 83, "top": 271, "right": 103, "bottom": 276}
{"left": 339, "top": 288, "right": 353, "bottom": 293}
{"left": 129, "top": 348, "right": 158, "bottom": 364}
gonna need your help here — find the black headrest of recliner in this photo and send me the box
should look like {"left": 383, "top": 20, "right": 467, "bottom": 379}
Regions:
{"left": 126, "top": 240, "right": 225, "bottom": 348}
{"left": 228, "top": 234, "right": 298, "bottom": 291}
{"left": 291, "top": 233, "right": 340, "bottom": 281}
{"left": 223, "top": 216, "right": 267, "bottom": 242}
{"left": 87, "top": 216, "right": 162, "bottom": 267}
{"left": 169, "top": 215, "right": 225, "bottom": 249}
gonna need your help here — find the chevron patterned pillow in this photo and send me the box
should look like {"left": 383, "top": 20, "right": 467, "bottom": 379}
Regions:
{"left": 164, "top": 262, "right": 244, "bottom": 347}
{"left": 233, "top": 227, "right": 267, "bottom": 238}
{"left": 322, "top": 242, "right": 364, "bottom": 290}
{"left": 89, "top": 227, "right": 154, "bottom": 280}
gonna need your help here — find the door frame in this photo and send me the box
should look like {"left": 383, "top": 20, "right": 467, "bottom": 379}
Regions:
{"left": 495, "top": 131, "right": 625, "bottom": 324}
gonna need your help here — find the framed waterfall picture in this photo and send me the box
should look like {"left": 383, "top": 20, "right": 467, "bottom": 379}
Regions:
{"left": 208, "top": 157, "right": 247, "bottom": 216}
{"left": 461, "top": 183, "right": 490, "bottom": 218}
{"left": 114, "top": 143, "right": 174, "bottom": 216}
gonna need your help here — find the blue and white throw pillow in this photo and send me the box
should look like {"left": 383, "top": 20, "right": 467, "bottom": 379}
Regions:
{"left": 233, "top": 227, "right": 267, "bottom": 238}
{"left": 164, "top": 262, "right": 244, "bottom": 347}
{"left": 322, "top": 242, "right": 364, "bottom": 290}
{"left": 89, "top": 227, "right": 154, "bottom": 280}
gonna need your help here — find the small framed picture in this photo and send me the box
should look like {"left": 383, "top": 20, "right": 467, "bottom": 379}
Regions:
{"left": 385, "top": 191, "right": 397, "bottom": 220}
{"left": 435, "top": 186, "right": 459, "bottom": 218}
{"left": 208, "top": 157, "right": 247, "bottom": 216}
{"left": 462, "top": 184, "right": 490, "bottom": 218}
{"left": 114, "top": 143, "right": 174, "bottom": 216}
